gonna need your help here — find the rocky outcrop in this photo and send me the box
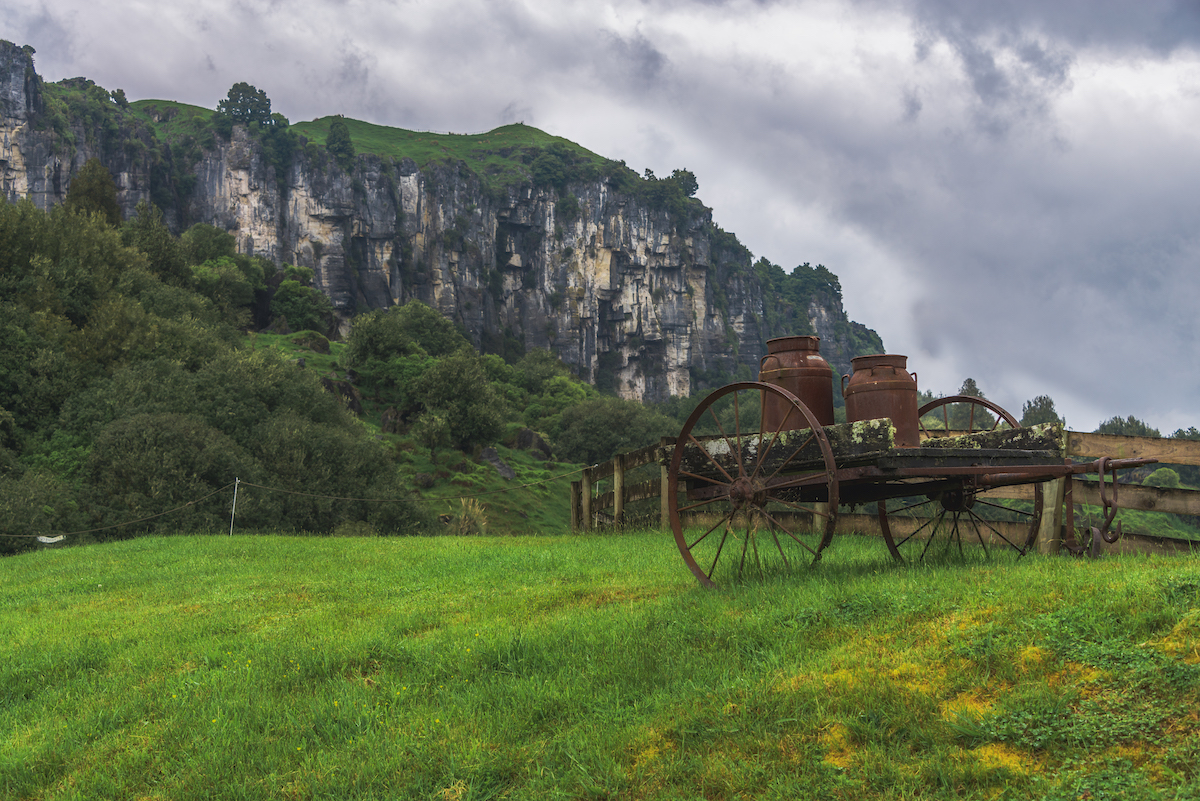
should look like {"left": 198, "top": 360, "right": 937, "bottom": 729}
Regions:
{"left": 0, "top": 40, "right": 883, "bottom": 402}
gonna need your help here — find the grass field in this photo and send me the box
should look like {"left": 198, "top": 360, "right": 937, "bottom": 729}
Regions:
{"left": 3, "top": 532, "right": 1198, "bottom": 800}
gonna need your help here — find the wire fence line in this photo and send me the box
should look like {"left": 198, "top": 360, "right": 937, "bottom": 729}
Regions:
{"left": 5, "top": 464, "right": 591, "bottom": 543}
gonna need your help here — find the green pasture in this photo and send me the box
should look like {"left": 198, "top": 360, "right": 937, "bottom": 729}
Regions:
{"left": 3, "top": 533, "right": 1198, "bottom": 800}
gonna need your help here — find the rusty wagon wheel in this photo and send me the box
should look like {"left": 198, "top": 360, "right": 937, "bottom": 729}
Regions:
{"left": 668, "top": 381, "right": 839, "bottom": 587}
{"left": 917, "top": 394, "right": 1015, "bottom": 437}
{"left": 877, "top": 396, "right": 1043, "bottom": 562}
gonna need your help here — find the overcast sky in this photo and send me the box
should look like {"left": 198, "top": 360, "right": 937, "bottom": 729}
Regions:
{"left": 6, "top": 0, "right": 1200, "bottom": 432}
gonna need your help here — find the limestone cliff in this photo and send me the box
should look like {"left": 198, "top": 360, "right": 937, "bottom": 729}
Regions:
{"left": 0, "top": 40, "right": 883, "bottom": 402}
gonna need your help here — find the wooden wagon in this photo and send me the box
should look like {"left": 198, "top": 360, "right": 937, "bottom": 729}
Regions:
{"left": 666, "top": 382, "right": 1155, "bottom": 587}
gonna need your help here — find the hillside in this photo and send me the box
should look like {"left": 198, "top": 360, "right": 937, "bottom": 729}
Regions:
{"left": 1, "top": 39, "right": 884, "bottom": 403}
{"left": 3, "top": 535, "right": 1198, "bottom": 799}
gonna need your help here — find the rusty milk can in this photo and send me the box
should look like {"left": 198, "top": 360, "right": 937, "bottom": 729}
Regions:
{"left": 842, "top": 354, "right": 920, "bottom": 447}
{"left": 758, "top": 335, "right": 836, "bottom": 430}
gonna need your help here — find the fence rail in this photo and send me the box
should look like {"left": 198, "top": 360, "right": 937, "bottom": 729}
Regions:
{"left": 569, "top": 429, "right": 1200, "bottom": 555}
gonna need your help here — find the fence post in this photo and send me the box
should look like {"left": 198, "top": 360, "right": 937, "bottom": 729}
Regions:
{"left": 660, "top": 437, "right": 673, "bottom": 531}
{"left": 1036, "top": 478, "right": 1067, "bottom": 554}
{"left": 581, "top": 466, "right": 593, "bottom": 531}
{"left": 229, "top": 477, "right": 239, "bottom": 536}
{"left": 570, "top": 480, "right": 581, "bottom": 530}
{"left": 613, "top": 453, "right": 625, "bottom": 529}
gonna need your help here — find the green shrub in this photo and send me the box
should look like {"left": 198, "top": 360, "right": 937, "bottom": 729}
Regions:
{"left": 1143, "top": 467, "right": 1181, "bottom": 489}
{"left": 416, "top": 352, "right": 504, "bottom": 451}
{"left": 83, "top": 412, "right": 257, "bottom": 535}
{"left": 270, "top": 279, "right": 333, "bottom": 333}
{"left": 552, "top": 396, "right": 676, "bottom": 465}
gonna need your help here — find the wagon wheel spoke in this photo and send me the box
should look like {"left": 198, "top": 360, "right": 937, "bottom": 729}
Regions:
{"left": 767, "top": 469, "right": 831, "bottom": 493}
{"left": 757, "top": 507, "right": 822, "bottom": 558}
{"left": 766, "top": 514, "right": 792, "bottom": 570}
{"left": 765, "top": 491, "right": 833, "bottom": 516}
{"left": 964, "top": 506, "right": 1026, "bottom": 555}
{"left": 762, "top": 432, "right": 818, "bottom": 485}
{"left": 679, "top": 495, "right": 733, "bottom": 515}
{"left": 880, "top": 397, "right": 1041, "bottom": 562}
{"left": 704, "top": 525, "right": 733, "bottom": 582}
{"left": 677, "top": 468, "right": 733, "bottom": 488}
{"left": 668, "top": 382, "right": 839, "bottom": 587}
{"left": 918, "top": 395, "right": 1017, "bottom": 437}
{"left": 704, "top": 406, "right": 746, "bottom": 479}
{"left": 889, "top": 512, "right": 941, "bottom": 551}
{"left": 880, "top": 488, "right": 1042, "bottom": 563}
{"left": 686, "top": 432, "right": 737, "bottom": 486}
{"left": 686, "top": 509, "right": 736, "bottom": 549}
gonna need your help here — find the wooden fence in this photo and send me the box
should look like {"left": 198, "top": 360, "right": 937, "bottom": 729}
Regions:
{"left": 569, "top": 430, "right": 1200, "bottom": 555}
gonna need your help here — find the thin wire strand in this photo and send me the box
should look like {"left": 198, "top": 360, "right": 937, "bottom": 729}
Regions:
{"left": 1, "top": 482, "right": 236, "bottom": 539}
{"left": 6, "top": 464, "right": 591, "bottom": 540}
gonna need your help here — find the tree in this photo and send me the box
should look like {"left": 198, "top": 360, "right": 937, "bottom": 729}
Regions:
{"left": 514, "top": 348, "right": 572, "bottom": 394}
{"left": 958, "top": 378, "right": 984, "bottom": 398}
{"left": 121, "top": 202, "right": 190, "bottom": 286}
{"left": 217, "top": 82, "right": 272, "bottom": 126}
{"left": 416, "top": 352, "right": 503, "bottom": 451}
{"left": 190, "top": 258, "right": 255, "bottom": 326}
{"left": 181, "top": 223, "right": 237, "bottom": 265}
{"left": 410, "top": 410, "right": 449, "bottom": 460}
{"left": 326, "top": 116, "right": 355, "bottom": 170}
{"left": 946, "top": 378, "right": 995, "bottom": 430}
{"left": 270, "top": 279, "right": 333, "bottom": 333}
{"left": 1020, "top": 394, "right": 1062, "bottom": 427}
{"left": 668, "top": 168, "right": 699, "bottom": 197}
{"left": 1095, "top": 415, "right": 1160, "bottom": 438}
{"left": 553, "top": 397, "right": 677, "bottom": 465}
{"left": 64, "top": 158, "right": 121, "bottom": 227}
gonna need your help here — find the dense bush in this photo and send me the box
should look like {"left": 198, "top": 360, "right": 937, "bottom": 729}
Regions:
{"left": 552, "top": 396, "right": 677, "bottom": 466}
{"left": 270, "top": 279, "right": 333, "bottom": 333}
{"left": 0, "top": 201, "right": 436, "bottom": 552}
{"left": 347, "top": 300, "right": 470, "bottom": 366}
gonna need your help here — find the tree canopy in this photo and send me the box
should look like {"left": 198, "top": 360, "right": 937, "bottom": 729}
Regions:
{"left": 326, "top": 116, "right": 355, "bottom": 170}
{"left": 217, "top": 82, "right": 273, "bottom": 126}
{"left": 1020, "top": 394, "right": 1062, "bottom": 427}
{"left": 1095, "top": 415, "right": 1161, "bottom": 438}
{"left": 64, "top": 158, "right": 121, "bottom": 227}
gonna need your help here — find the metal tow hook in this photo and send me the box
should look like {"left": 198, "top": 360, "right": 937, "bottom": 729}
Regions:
{"left": 1091, "top": 456, "right": 1123, "bottom": 556}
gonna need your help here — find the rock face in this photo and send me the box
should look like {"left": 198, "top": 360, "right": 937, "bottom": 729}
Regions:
{"left": 0, "top": 40, "right": 883, "bottom": 402}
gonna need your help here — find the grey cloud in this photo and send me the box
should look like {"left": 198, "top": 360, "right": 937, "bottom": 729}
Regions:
{"left": 499, "top": 101, "right": 534, "bottom": 125}
{"left": 1, "top": 4, "right": 76, "bottom": 70}
{"left": 896, "top": 0, "right": 1200, "bottom": 53}
{"left": 902, "top": 88, "right": 923, "bottom": 122}
{"left": 601, "top": 29, "right": 669, "bottom": 90}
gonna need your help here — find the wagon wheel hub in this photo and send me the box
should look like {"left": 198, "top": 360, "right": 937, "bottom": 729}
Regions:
{"left": 727, "top": 476, "right": 766, "bottom": 510}
{"left": 937, "top": 487, "right": 976, "bottom": 512}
